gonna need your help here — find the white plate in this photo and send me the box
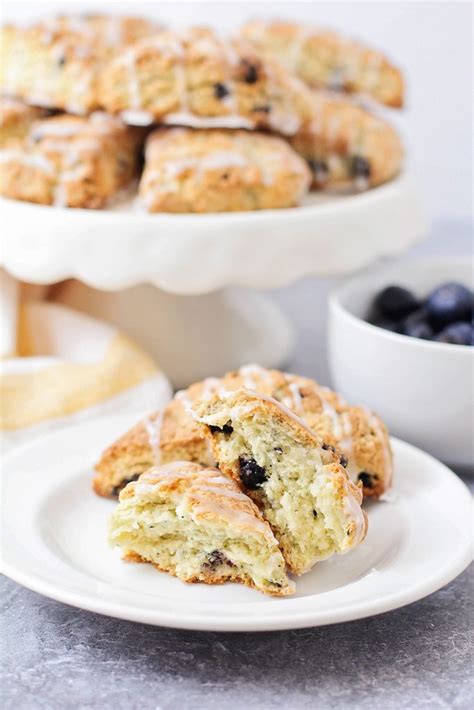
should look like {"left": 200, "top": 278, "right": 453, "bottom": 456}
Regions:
{"left": 1, "top": 416, "right": 472, "bottom": 632}
{"left": 0, "top": 172, "right": 425, "bottom": 293}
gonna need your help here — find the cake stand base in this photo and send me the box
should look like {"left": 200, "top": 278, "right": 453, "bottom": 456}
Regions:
{"left": 53, "top": 281, "right": 294, "bottom": 389}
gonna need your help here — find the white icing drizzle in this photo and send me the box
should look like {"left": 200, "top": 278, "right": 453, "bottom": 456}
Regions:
{"left": 122, "top": 48, "right": 142, "bottom": 109}
{"left": 287, "top": 381, "right": 304, "bottom": 414}
{"left": 343, "top": 491, "right": 367, "bottom": 547}
{"left": 238, "top": 363, "right": 273, "bottom": 390}
{"left": 318, "top": 387, "right": 343, "bottom": 439}
{"left": 160, "top": 151, "right": 249, "bottom": 180}
{"left": 174, "top": 389, "right": 194, "bottom": 414}
{"left": 143, "top": 411, "right": 164, "bottom": 466}
{"left": 121, "top": 109, "right": 155, "bottom": 126}
{"left": 192, "top": 497, "right": 272, "bottom": 537}
{"left": 0, "top": 150, "right": 55, "bottom": 175}
{"left": 162, "top": 112, "right": 255, "bottom": 129}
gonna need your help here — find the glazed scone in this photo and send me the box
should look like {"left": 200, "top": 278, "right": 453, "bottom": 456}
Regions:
{"left": 139, "top": 128, "right": 311, "bottom": 212}
{"left": 0, "top": 15, "right": 159, "bottom": 114}
{"left": 93, "top": 365, "right": 392, "bottom": 500}
{"left": 290, "top": 92, "right": 403, "bottom": 190}
{"left": 0, "top": 112, "right": 143, "bottom": 208}
{"left": 0, "top": 97, "right": 46, "bottom": 147}
{"left": 194, "top": 389, "right": 368, "bottom": 575}
{"left": 240, "top": 20, "right": 404, "bottom": 108}
{"left": 109, "top": 461, "right": 294, "bottom": 596}
{"left": 99, "top": 27, "right": 313, "bottom": 134}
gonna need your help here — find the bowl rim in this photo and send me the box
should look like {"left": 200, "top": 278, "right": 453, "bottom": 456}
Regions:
{"left": 329, "top": 255, "right": 474, "bottom": 355}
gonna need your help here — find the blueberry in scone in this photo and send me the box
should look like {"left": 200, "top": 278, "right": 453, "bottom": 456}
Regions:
{"left": 193, "top": 389, "right": 368, "bottom": 575}
{"left": 109, "top": 461, "right": 294, "bottom": 596}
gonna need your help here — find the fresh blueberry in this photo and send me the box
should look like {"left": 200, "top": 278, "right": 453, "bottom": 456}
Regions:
{"left": 374, "top": 286, "right": 419, "bottom": 320}
{"left": 371, "top": 317, "right": 403, "bottom": 334}
{"left": 434, "top": 321, "right": 473, "bottom": 345}
{"left": 238, "top": 456, "right": 267, "bottom": 489}
{"left": 402, "top": 309, "right": 434, "bottom": 340}
{"left": 425, "top": 282, "right": 472, "bottom": 327}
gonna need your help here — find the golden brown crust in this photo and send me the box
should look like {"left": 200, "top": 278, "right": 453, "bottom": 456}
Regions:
{"left": 93, "top": 365, "right": 392, "bottom": 499}
{"left": 0, "top": 97, "right": 46, "bottom": 147}
{"left": 0, "top": 112, "right": 143, "bottom": 207}
{"left": 0, "top": 15, "right": 159, "bottom": 113}
{"left": 240, "top": 20, "right": 404, "bottom": 108}
{"left": 139, "top": 127, "right": 311, "bottom": 212}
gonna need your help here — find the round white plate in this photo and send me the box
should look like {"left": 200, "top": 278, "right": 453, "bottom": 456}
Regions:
{"left": 1, "top": 415, "right": 471, "bottom": 632}
{"left": 1, "top": 172, "right": 425, "bottom": 293}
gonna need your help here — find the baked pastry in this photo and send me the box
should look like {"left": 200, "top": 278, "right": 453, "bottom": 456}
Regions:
{"left": 0, "top": 97, "right": 46, "bottom": 147}
{"left": 0, "top": 15, "right": 159, "bottom": 114}
{"left": 0, "top": 112, "right": 143, "bottom": 208}
{"left": 291, "top": 92, "right": 403, "bottom": 190}
{"left": 194, "top": 389, "right": 368, "bottom": 575}
{"left": 139, "top": 127, "right": 311, "bottom": 212}
{"left": 93, "top": 365, "right": 392, "bottom": 500}
{"left": 109, "top": 461, "right": 294, "bottom": 596}
{"left": 240, "top": 20, "right": 404, "bottom": 108}
{"left": 98, "top": 27, "right": 313, "bottom": 134}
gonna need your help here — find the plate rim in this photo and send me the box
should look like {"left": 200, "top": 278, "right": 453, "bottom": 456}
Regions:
{"left": 1, "top": 420, "right": 472, "bottom": 632}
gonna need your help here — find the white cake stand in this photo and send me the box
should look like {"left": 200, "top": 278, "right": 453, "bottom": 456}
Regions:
{"left": 1, "top": 171, "right": 426, "bottom": 387}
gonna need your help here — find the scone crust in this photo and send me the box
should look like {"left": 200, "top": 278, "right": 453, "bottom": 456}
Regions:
{"left": 139, "top": 127, "right": 311, "bottom": 212}
{"left": 0, "top": 112, "right": 142, "bottom": 207}
{"left": 0, "top": 97, "right": 46, "bottom": 147}
{"left": 99, "top": 27, "right": 313, "bottom": 135}
{"left": 240, "top": 20, "right": 404, "bottom": 108}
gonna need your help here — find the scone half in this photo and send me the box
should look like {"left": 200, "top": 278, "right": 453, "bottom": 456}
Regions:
{"left": 194, "top": 389, "right": 368, "bottom": 575}
{"left": 109, "top": 461, "right": 294, "bottom": 596}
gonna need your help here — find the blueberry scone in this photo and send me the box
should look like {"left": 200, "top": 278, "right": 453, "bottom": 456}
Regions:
{"left": 291, "top": 92, "right": 403, "bottom": 190}
{"left": 0, "top": 15, "right": 159, "bottom": 114}
{"left": 109, "top": 461, "right": 294, "bottom": 596}
{"left": 99, "top": 27, "right": 313, "bottom": 134}
{"left": 0, "top": 112, "right": 143, "bottom": 208}
{"left": 240, "top": 20, "right": 404, "bottom": 108}
{"left": 0, "top": 97, "right": 46, "bottom": 147}
{"left": 194, "top": 389, "right": 368, "bottom": 575}
{"left": 139, "top": 128, "right": 311, "bottom": 212}
{"left": 93, "top": 365, "right": 392, "bottom": 500}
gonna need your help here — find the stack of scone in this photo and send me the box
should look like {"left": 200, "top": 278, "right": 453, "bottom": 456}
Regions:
{"left": 1, "top": 14, "right": 404, "bottom": 212}
{"left": 98, "top": 364, "right": 393, "bottom": 596}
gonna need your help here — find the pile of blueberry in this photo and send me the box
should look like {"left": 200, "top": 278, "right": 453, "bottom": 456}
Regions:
{"left": 369, "top": 282, "right": 473, "bottom": 345}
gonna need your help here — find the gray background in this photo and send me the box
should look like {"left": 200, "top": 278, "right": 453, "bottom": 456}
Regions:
{"left": 1, "top": 221, "right": 473, "bottom": 710}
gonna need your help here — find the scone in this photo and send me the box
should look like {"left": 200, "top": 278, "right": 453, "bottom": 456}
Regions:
{"left": 194, "top": 389, "right": 368, "bottom": 575}
{"left": 0, "top": 97, "right": 46, "bottom": 147}
{"left": 0, "top": 112, "right": 143, "bottom": 208}
{"left": 99, "top": 27, "right": 313, "bottom": 134}
{"left": 93, "top": 365, "right": 392, "bottom": 500}
{"left": 0, "top": 15, "right": 159, "bottom": 114}
{"left": 240, "top": 20, "right": 404, "bottom": 108}
{"left": 291, "top": 92, "right": 404, "bottom": 190}
{"left": 109, "top": 461, "right": 294, "bottom": 596}
{"left": 139, "top": 128, "right": 311, "bottom": 212}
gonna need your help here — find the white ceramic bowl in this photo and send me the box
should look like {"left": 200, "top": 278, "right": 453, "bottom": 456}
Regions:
{"left": 329, "top": 256, "right": 473, "bottom": 468}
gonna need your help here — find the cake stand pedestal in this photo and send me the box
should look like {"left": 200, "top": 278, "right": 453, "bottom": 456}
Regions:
{"left": 1, "top": 172, "right": 426, "bottom": 387}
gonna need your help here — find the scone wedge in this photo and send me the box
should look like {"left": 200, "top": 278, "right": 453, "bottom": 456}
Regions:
{"left": 109, "top": 461, "right": 294, "bottom": 596}
{"left": 194, "top": 389, "right": 368, "bottom": 575}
